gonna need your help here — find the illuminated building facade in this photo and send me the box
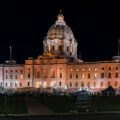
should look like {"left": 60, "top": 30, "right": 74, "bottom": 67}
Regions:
{"left": 0, "top": 13, "right": 120, "bottom": 93}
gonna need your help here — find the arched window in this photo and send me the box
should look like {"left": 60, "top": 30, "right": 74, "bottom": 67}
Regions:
{"left": 52, "top": 45, "right": 55, "bottom": 51}
{"left": 115, "top": 81, "right": 118, "bottom": 87}
{"left": 37, "top": 70, "right": 40, "bottom": 78}
{"left": 101, "top": 73, "right": 104, "bottom": 78}
{"left": 76, "top": 74, "right": 78, "bottom": 79}
{"left": 70, "top": 74, "right": 72, "bottom": 78}
{"left": 10, "top": 82, "right": 12, "bottom": 87}
{"left": 108, "top": 81, "right": 111, "bottom": 86}
{"left": 87, "top": 82, "right": 90, "bottom": 88}
{"left": 116, "top": 67, "right": 119, "bottom": 70}
{"left": 109, "top": 67, "right": 111, "bottom": 70}
{"left": 28, "top": 82, "right": 30, "bottom": 87}
{"left": 15, "top": 83, "right": 17, "bottom": 87}
{"left": 69, "top": 82, "right": 72, "bottom": 87}
{"left": 5, "top": 82, "right": 7, "bottom": 87}
{"left": 20, "top": 82, "right": 22, "bottom": 87}
{"left": 88, "top": 73, "right": 90, "bottom": 78}
{"left": 28, "top": 74, "right": 30, "bottom": 79}
{"left": 101, "top": 82, "right": 103, "bottom": 87}
{"left": 81, "top": 82, "right": 84, "bottom": 87}
{"left": 59, "top": 81, "right": 62, "bottom": 86}
{"left": 75, "top": 82, "right": 78, "bottom": 87}
{"left": 108, "top": 73, "right": 111, "bottom": 78}
{"left": 115, "top": 72, "right": 119, "bottom": 78}
{"left": 60, "top": 73, "right": 62, "bottom": 78}
{"left": 67, "top": 46, "right": 69, "bottom": 52}
{"left": 59, "top": 45, "right": 62, "bottom": 51}
{"left": 93, "top": 82, "right": 96, "bottom": 87}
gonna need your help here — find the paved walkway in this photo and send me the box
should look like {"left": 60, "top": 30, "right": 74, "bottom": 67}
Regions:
{"left": 27, "top": 99, "right": 53, "bottom": 115}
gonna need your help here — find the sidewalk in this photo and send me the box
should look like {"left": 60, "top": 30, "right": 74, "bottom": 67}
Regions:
{"left": 27, "top": 99, "right": 53, "bottom": 115}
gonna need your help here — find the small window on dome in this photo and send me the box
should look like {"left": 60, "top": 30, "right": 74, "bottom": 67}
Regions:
{"left": 67, "top": 46, "right": 69, "bottom": 52}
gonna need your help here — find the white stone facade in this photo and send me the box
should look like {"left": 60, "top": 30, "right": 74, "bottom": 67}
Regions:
{"left": 0, "top": 13, "right": 120, "bottom": 93}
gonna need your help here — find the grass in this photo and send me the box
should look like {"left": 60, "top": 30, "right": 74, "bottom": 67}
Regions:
{"left": 39, "top": 95, "right": 120, "bottom": 113}
{"left": 91, "top": 96, "right": 120, "bottom": 111}
{"left": 39, "top": 96, "right": 77, "bottom": 113}
{"left": 0, "top": 97, "right": 28, "bottom": 114}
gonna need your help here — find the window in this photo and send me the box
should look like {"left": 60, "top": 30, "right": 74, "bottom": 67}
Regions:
{"left": 20, "top": 70, "right": 23, "bottom": 73}
{"left": 28, "top": 74, "right": 30, "bottom": 79}
{"left": 67, "top": 46, "right": 69, "bottom": 52}
{"left": 21, "top": 74, "right": 23, "bottom": 79}
{"left": 10, "top": 75, "right": 12, "bottom": 79}
{"left": 108, "top": 73, "right": 111, "bottom": 78}
{"left": 101, "top": 67, "right": 104, "bottom": 70}
{"left": 109, "top": 67, "right": 111, "bottom": 71}
{"left": 108, "top": 81, "right": 111, "bottom": 86}
{"left": 59, "top": 81, "right": 62, "bottom": 86}
{"left": 81, "top": 82, "right": 84, "bottom": 87}
{"left": 28, "top": 82, "right": 30, "bottom": 87}
{"left": 116, "top": 67, "right": 119, "bottom": 70}
{"left": 16, "top": 70, "right": 17, "bottom": 72}
{"left": 76, "top": 68, "right": 79, "bottom": 71}
{"left": 115, "top": 81, "right": 118, "bottom": 87}
{"left": 76, "top": 74, "right": 78, "bottom": 79}
{"left": 15, "top": 83, "right": 17, "bottom": 87}
{"left": 87, "top": 82, "right": 90, "bottom": 88}
{"left": 15, "top": 75, "right": 17, "bottom": 79}
{"left": 5, "top": 82, "right": 7, "bottom": 87}
{"left": 20, "top": 82, "right": 22, "bottom": 87}
{"left": 94, "top": 73, "right": 97, "bottom": 78}
{"left": 37, "top": 70, "right": 40, "bottom": 78}
{"left": 88, "top": 73, "right": 90, "bottom": 78}
{"left": 10, "top": 70, "right": 12, "bottom": 73}
{"left": 10, "top": 82, "right": 12, "bottom": 87}
{"left": 75, "top": 82, "right": 78, "bottom": 87}
{"left": 88, "top": 68, "right": 91, "bottom": 71}
{"left": 52, "top": 45, "right": 55, "bottom": 51}
{"left": 70, "top": 74, "right": 72, "bottom": 78}
{"left": 82, "top": 68, "right": 85, "bottom": 71}
{"left": 93, "top": 82, "right": 96, "bottom": 87}
{"left": 59, "top": 45, "right": 62, "bottom": 51}
{"left": 115, "top": 72, "right": 119, "bottom": 78}
{"left": 69, "top": 82, "right": 72, "bottom": 87}
{"left": 0, "top": 82, "right": 2, "bottom": 86}
{"left": 6, "top": 70, "right": 8, "bottom": 73}
{"left": 6, "top": 75, "right": 8, "bottom": 79}
{"left": 94, "top": 68, "right": 97, "bottom": 71}
{"left": 101, "top": 82, "right": 103, "bottom": 87}
{"left": 70, "top": 69, "right": 72, "bottom": 71}
{"left": 60, "top": 73, "right": 62, "bottom": 78}
{"left": 101, "top": 73, "right": 104, "bottom": 78}
{"left": 82, "top": 73, "right": 85, "bottom": 79}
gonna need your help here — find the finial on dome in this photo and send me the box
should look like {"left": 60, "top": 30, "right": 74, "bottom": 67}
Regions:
{"left": 60, "top": 9, "right": 62, "bottom": 13}
{"left": 57, "top": 10, "right": 64, "bottom": 21}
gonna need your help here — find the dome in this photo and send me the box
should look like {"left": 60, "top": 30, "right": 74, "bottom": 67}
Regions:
{"left": 47, "top": 13, "right": 75, "bottom": 40}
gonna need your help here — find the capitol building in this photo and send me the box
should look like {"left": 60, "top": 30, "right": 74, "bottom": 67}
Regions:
{"left": 0, "top": 13, "right": 120, "bottom": 93}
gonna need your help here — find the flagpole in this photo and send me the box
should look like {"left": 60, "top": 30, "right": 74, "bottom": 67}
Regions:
{"left": 118, "top": 40, "right": 119, "bottom": 56}
{"left": 10, "top": 46, "right": 12, "bottom": 60}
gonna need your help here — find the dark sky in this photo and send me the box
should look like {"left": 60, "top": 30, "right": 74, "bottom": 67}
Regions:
{"left": 0, "top": 1, "right": 120, "bottom": 63}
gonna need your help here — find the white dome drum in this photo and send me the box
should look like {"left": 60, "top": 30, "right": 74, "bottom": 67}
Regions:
{"left": 43, "top": 13, "right": 78, "bottom": 60}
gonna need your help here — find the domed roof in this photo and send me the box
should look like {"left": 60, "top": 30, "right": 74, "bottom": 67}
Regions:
{"left": 47, "top": 13, "right": 75, "bottom": 40}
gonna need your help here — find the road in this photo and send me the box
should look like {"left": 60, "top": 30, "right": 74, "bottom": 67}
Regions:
{"left": 0, "top": 113, "right": 120, "bottom": 120}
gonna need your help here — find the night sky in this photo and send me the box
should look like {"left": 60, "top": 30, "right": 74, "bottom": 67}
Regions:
{"left": 0, "top": 1, "right": 120, "bottom": 64}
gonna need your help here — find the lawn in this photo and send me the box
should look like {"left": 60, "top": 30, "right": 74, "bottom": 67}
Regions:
{"left": 91, "top": 96, "right": 120, "bottom": 111}
{"left": 0, "top": 97, "right": 28, "bottom": 114}
{"left": 39, "top": 95, "right": 120, "bottom": 113}
{"left": 39, "top": 96, "right": 77, "bottom": 113}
